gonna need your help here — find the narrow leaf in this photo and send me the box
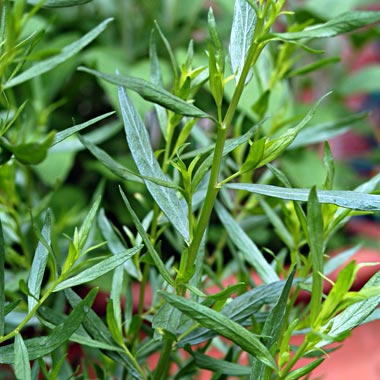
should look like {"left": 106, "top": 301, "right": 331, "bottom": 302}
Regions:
{"left": 0, "top": 220, "right": 4, "bottom": 336}
{"left": 14, "top": 334, "right": 31, "bottom": 380}
{"left": 229, "top": 0, "right": 256, "bottom": 84}
{"left": 160, "top": 291, "right": 277, "bottom": 370}
{"left": 4, "top": 19, "right": 113, "bottom": 88}
{"left": 52, "top": 112, "right": 115, "bottom": 146}
{"left": 119, "top": 188, "right": 174, "bottom": 287}
{"left": 284, "top": 359, "right": 324, "bottom": 380}
{"left": 98, "top": 209, "right": 141, "bottom": 280}
{"left": 54, "top": 246, "right": 141, "bottom": 291}
{"left": 0, "top": 289, "right": 97, "bottom": 364}
{"left": 215, "top": 201, "right": 279, "bottom": 284}
{"left": 224, "top": 183, "right": 380, "bottom": 211}
{"left": 27, "top": 0, "right": 92, "bottom": 6}
{"left": 308, "top": 187, "right": 324, "bottom": 326}
{"left": 269, "top": 11, "right": 380, "bottom": 41}
{"left": 118, "top": 86, "right": 190, "bottom": 243}
{"left": 79, "top": 67, "right": 209, "bottom": 119}
{"left": 28, "top": 211, "right": 52, "bottom": 312}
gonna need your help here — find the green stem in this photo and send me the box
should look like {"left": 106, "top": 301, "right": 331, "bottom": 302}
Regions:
{"left": 184, "top": 16, "right": 266, "bottom": 277}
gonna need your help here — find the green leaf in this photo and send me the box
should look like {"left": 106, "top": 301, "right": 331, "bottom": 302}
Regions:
{"left": 0, "top": 132, "right": 55, "bottom": 165}
{"left": 179, "top": 280, "right": 287, "bottom": 346}
{"left": 251, "top": 268, "right": 295, "bottom": 379}
{"left": 118, "top": 86, "right": 190, "bottom": 243}
{"left": 27, "top": 0, "right": 93, "bottom": 6}
{"left": 338, "top": 65, "right": 380, "bottom": 94}
{"left": 4, "top": 19, "right": 113, "bottom": 88}
{"left": 0, "top": 288, "right": 97, "bottom": 364}
{"left": 14, "top": 334, "right": 31, "bottom": 380}
{"left": 284, "top": 358, "right": 324, "bottom": 380}
{"left": 307, "top": 187, "right": 324, "bottom": 326}
{"left": 224, "top": 183, "right": 380, "bottom": 211}
{"left": 54, "top": 246, "right": 141, "bottom": 292}
{"left": 188, "top": 349, "right": 251, "bottom": 376}
{"left": 52, "top": 112, "right": 115, "bottom": 146}
{"left": 79, "top": 67, "right": 210, "bottom": 119}
{"left": 318, "top": 272, "right": 380, "bottom": 346}
{"left": 27, "top": 211, "right": 52, "bottom": 312}
{"left": 160, "top": 291, "right": 277, "bottom": 370}
{"left": 119, "top": 188, "right": 175, "bottom": 287}
{"left": 0, "top": 220, "right": 4, "bottom": 336}
{"left": 268, "top": 11, "right": 380, "bottom": 41}
{"left": 215, "top": 201, "right": 279, "bottom": 284}
{"left": 64, "top": 289, "right": 144, "bottom": 379}
{"left": 229, "top": 0, "right": 256, "bottom": 84}
{"left": 98, "top": 209, "right": 141, "bottom": 280}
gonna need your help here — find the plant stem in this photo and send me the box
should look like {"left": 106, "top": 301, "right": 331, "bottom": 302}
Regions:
{"left": 153, "top": 338, "right": 173, "bottom": 380}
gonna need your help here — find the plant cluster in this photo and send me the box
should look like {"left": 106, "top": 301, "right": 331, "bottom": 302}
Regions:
{"left": 1, "top": 0, "right": 380, "bottom": 379}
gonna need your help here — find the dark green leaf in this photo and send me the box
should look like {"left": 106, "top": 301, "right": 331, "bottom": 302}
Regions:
{"left": 118, "top": 86, "right": 190, "bottom": 242}
{"left": 64, "top": 289, "right": 144, "bottom": 379}
{"left": 4, "top": 19, "right": 113, "bottom": 88}
{"left": 27, "top": 0, "right": 92, "bottom": 6}
{"left": 160, "top": 291, "right": 277, "bottom": 370}
{"left": 179, "top": 280, "right": 287, "bottom": 346}
{"left": 54, "top": 246, "right": 141, "bottom": 291}
{"left": 215, "top": 201, "right": 279, "bottom": 284}
{"left": 14, "top": 334, "right": 31, "bottom": 380}
{"left": 224, "top": 183, "right": 380, "bottom": 211}
{"left": 251, "top": 268, "right": 295, "bottom": 379}
{"left": 0, "top": 289, "right": 97, "bottom": 364}
{"left": 268, "top": 11, "right": 380, "bottom": 41}
{"left": 27, "top": 211, "right": 51, "bottom": 312}
{"left": 189, "top": 349, "right": 251, "bottom": 375}
{"left": 229, "top": 0, "right": 256, "bottom": 84}
{"left": 79, "top": 67, "right": 210, "bottom": 119}
{"left": 119, "top": 188, "right": 174, "bottom": 286}
{"left": 0, "top": 220, "right": 4, "bottom": 336}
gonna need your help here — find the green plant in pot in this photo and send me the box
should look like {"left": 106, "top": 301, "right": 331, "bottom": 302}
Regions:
{"left": 1, "top": 0, "right": 380, "bottom": 379}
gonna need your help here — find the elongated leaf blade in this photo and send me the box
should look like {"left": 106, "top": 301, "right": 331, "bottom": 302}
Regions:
{"left": 251, "top": 269, "right": 295, "bottom": 378}
{"left": 269, "top": 11, "right": 380, "bottom": 41}
{"left": 224, "top": 183, "right": 380, "bottom": 211}
{"left": 160, "top": 291, "right": 277, "bottom": 370}
{"left": 118, "top": 86, "right": 190, "bottom": 242}
{"left": 52, "top": 112, "right": 115, "bottom": 146}
{"left": 4, "top": 19, "right": 112, "bottom": 88}
{"left": 0, "top": 220, "right": 4, "bottom": 336}
{"left": 64, "top": 288, "right": 144, "bottom": 379}
{"left": 14, "top": 334, "right": 31, "bottom": 380}
{"left": 54, "top": 246, "right": 141, "bottom": 291}
{"left": 0, "top": 289, "right": 97, "bottom": 364}
{"left": 98, "top": 209, "right": 141, "bottom": 280}
{"left": 229, "top": 0, "right": 256, "bottom": 84}
{"left": 318, "top": 272, "right": 380, "bottom": 347}
{"left": 119, "top": 188, "right": 174, "bottom": 286}
{"left": 179, "top": 280, "right": 287, "bottom": 346}
{"left": 28, "top": 211, "right": 52, "bottom": 312}
{"left": 27, "top": 0, "right": 92, "bottom": 6}
{"left": 79, "top": 67, "right": 209, "bottom": 118}
{"left": 215, "top": 201, "right": 279, "bottom": 284}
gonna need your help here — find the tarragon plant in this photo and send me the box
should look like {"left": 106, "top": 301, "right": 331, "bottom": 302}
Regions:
{"left": 1, "top": 0, "right": 380, "bottom": 379}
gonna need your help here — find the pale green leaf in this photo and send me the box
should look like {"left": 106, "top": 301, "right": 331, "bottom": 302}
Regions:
{"left": 14, "top": 334, "right": 31, "bottom": 380}
{"left": 28, "top": 211, "right": 52, "bottom": 312}
{"left": 229, "top": 0, "right": 256, "bottom": 84}
{"left": 4, "top": 19, "right": 113, "bottom": 88}
{"left": 224, "top": 183, "right": 380, "bottom": 211}
{"left": 215, "top": 201, "right": 279, "bottom": 284}
{"left": 118, "top": 86, "right": 190, "bottom": 243}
